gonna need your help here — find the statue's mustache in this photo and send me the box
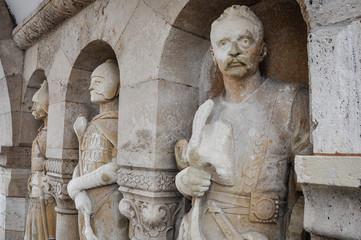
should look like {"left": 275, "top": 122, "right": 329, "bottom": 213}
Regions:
{"left": 225, "top": 56, "right": 252, "bottom": 70}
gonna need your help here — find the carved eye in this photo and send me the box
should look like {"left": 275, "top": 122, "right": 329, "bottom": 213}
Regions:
{"left": 218, "top": 39, "right": 228, "bottom": 47}
{"left": 240, "top": 39, "right": 251, "bottom": 48}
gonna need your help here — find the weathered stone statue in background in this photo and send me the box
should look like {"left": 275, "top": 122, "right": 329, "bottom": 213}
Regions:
{"left": 175, "top": 5, "right": 312, "bottom": 240}
{"left": 67, "top": 59, "right": 129, "bottom": 240}
{"left": 25, "top": 80, "right": 57, "bottom": 240}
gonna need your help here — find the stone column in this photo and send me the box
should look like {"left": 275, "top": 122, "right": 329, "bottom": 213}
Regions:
{"left": 295, "top": 1, "right": 361, "bottom": 240}
{"left": 0, "top": 2, "right": 28, "bottom": 239}
{"left": 117, "top": 80, "right": 198, "bottom": 240}
{"left": 0, "top": 146, "right": 30, "bottom": 239}
{"left": 45, "top": 158, "right": 79, "bottom": 240}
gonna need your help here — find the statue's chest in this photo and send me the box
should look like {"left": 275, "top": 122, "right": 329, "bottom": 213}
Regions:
{"left": 80, "top": 124, "right": 113, "bottom": 174}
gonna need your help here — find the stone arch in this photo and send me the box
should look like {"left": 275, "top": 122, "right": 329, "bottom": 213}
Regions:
{"left": 18, "top": 69, "right": 46, "bottom": 146}
{"left": 159, "top": 0, "right": 308, "bottom": 104}
{"left": 63, "top": 40, "right": 117, "bottom": 151}
{"left": 0, "top": 58, "right": 12, "bottom": 146}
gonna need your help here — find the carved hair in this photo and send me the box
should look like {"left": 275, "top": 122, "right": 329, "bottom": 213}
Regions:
{"left": 211, "top": 5, "right": 264, "bottom": 43}
{"left": 32, "top": 80, "right": 49, "bottom": 114}
{"left": 91, "top": 59, "right": 120, "bottom": 99}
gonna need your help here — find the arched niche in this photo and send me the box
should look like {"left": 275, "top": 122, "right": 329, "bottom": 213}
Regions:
{"left": 160, "top": 0, "right": 308, "bottom": 104}
{"left": 0, "top": 58, "right": 12, "bottom": 146}
{"left": 63, "top": 40, "right": 117, "bottom": 150}
{"left": 19, "top": 70, "right": 46, "bottom": 147}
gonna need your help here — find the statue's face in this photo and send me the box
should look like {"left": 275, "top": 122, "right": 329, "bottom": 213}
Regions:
{"left": 211, "top": 16, "right": 263, "bottom": 80}
{"left": 89, "top": 75, "right": 117, "bottom": 104}
{"left": 31, "top": 101, "right": 47, "bottom": 120}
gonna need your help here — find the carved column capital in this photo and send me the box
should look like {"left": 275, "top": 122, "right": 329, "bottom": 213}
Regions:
{"left": 44, "top": 158, "right": 77, "bottom": 208}
{"left": 118, "top": 166, "right": 183, "bottom": 240}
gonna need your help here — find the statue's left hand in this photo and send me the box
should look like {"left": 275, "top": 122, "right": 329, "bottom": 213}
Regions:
{"left": 74, "top": 191, "right": 93, "bottom": 215}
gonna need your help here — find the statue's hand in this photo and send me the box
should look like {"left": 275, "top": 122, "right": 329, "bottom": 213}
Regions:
{"left": 175, "top": 166, "right": 211, "bottom": 197}
{"left": 240, "top": 231, "right": 269, "bottom": 240}
{"left": 75, "top": 191, "right": 92, "bottom": 215}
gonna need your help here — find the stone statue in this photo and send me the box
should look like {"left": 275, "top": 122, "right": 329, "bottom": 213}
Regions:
{"left": 67, "top": 59, "right": 129, "bottom": 240}
{"left": 175, "top": 5, "right": 312, "bottom": 240}
{"left": 25, "top": 80, "right": 57, "bottom": 240}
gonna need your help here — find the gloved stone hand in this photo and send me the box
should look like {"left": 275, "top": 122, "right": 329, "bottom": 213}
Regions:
{"left": 175, "top": 166, "right": 211, "bottom": 197}
{"left": 74, "top": 191, "right": 92, "bottom": 215}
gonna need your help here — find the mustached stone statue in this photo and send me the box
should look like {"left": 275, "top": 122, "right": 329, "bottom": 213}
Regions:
{"left": 67, "top": 59, "right": 128, "bottom": 240}
{"left": 25, "top": 80, "right": 57, "bottom": 240}
{"left": 175, "top": 5, "right": 312, "bottom": 240}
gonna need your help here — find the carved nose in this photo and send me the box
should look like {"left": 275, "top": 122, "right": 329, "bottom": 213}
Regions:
{"left": 229, "top": 41, "right": 241, "bottom": 57}
{"left": 89, "top": 82, "right": 94, "bottom": 91}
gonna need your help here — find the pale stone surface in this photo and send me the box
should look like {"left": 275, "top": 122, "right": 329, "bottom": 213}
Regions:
{"left": 0, "top": 227, "right": 25, "bottom": 240}
{"left": 60, "top": 0, "right": 138, "bottom": 65}
{"left": 47, "top": 49, "right": 73, "bottom": 104}
{"left": 0, "top": 112, "right": 12, "bottom": 147}
{"left": 295, "top": 156, "right": 361, "bottom": 188}
{"left": 158, "top": 27, "right": 210, "bottom": 87}
{"left": 117, "top": 79, "right": 198, "bottom": 169}
{"left": 0, "top": 194, "right": 28, "bottom": 232}
{"left": 302, "top": 185, "right": 361, "bottom": 240}
{"left": 117, "top": 1, "right": 171, "bottom": 87}
{"left": 309, "top": 20, "right": 361, "bottom": 154}
{"left": 0, "top": 167, "right": 30, "bottom": 197}
{"left": 22, "top": 43, "right": 39, "bottom": 93}
{"left": 298, "top": 0, "right": 361, "bottom": 30}
{"left": 0, "top": 39, "right": 23, "bottom": 76}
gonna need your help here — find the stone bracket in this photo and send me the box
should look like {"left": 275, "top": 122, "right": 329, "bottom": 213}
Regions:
{"left": 295, "top": 155, "right": 361, "bottom": 240}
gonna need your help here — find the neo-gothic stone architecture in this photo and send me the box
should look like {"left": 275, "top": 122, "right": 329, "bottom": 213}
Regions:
{"left": 0, "top": 0, "right": 360, "bottom": 240}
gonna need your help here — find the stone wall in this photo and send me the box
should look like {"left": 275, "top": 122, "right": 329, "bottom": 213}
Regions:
{"left": 0, "top": 1, "right": 29, "bottom": 239}
{"left": 0, "top": 0, "right": 359, "bottom": 239}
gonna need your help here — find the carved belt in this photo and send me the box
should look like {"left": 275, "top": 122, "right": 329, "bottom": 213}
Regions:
{"left": 206, "top": 191, "right": 284, "bottom": 224}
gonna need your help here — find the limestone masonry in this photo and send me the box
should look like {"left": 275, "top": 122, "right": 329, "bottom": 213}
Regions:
{"left": 0, "top": 0, "right": 360, "bottom": 239}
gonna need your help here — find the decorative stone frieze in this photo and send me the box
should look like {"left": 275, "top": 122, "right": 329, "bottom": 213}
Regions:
{"left": 12, "top": 0, "right": 96, "bottom": 50}
{"left": 117, "top": 167, "right": 177, "bottom": 193}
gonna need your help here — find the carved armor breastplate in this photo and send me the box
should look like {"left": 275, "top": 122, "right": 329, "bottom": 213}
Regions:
{"left": 80, "top": 124, "right": 113, "bottom": 175}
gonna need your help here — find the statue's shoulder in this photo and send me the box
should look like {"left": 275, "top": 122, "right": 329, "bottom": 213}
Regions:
{"left": 265, "top": 78, "right": 308, "bottom": 98}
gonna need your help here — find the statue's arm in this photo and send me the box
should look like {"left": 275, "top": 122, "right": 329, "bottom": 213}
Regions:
{"left": 67, "top": 161, "right": 119, "bottom": 200}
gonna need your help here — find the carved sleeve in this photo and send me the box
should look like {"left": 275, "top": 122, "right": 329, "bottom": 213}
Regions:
{"left": 290, "top": 87, "right": 313, "bottom": 156}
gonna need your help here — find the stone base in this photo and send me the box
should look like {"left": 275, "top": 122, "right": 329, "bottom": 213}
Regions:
{"left": 0, "top": 194, "right": 28, "bottom": 238}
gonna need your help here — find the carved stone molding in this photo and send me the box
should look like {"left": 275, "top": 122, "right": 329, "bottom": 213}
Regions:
{"left": 12, "top": 0, "right": 96, "bottom": 49}
{"left": 44, "top": 158, "right": 77, "bottom": 205}
{"left": 117, "top": 167, "right": 177, "bottom": 193}
{"left": 118, "top": 166, "right": 183, "bottom": 239}
{"left": 119, "top": 194, "right": 182, "bottom": 240}
{"left": 45, "top": 158, "right": 76, "bottom": 177}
